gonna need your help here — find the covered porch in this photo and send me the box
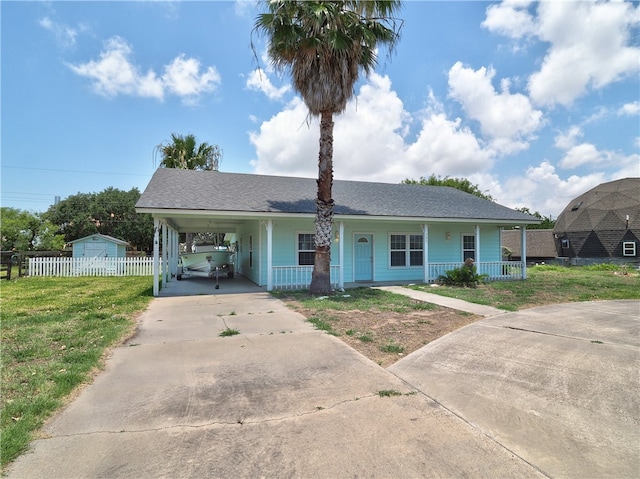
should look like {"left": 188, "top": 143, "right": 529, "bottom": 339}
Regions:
{"left": 149, "top": 215, "right": 530, "bottom": 297}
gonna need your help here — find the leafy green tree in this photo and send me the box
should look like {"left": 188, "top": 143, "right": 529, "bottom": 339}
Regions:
{"left": 155, "top": 133, "right": 222, "bottom": 171}
{"left": 1, "top": 208, "right": 64, "bottom": 251}
{"left": 514, "top": 207, "right": 555, "bottom": 229}
{"left": 402, "top": 175, "right": 495, "bottom": 201}
{"left": 44, "top": 188, "right": 153, "bottom": 251}
{"left": 254, "top": 0, "right": 403, "bottom": 294}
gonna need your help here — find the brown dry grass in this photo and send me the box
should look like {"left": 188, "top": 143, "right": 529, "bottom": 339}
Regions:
{"left": 283, "top": 299, "right": 480, "bottom": 367}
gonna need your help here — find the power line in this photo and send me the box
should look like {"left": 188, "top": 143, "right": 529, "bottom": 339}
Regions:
{"left": 1, "top": 165, "right": 151, "bottom": 177}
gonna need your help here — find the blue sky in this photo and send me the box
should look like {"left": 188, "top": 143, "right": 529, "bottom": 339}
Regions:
{"left": 2, "top": 0, "right": 639, "bottom": 218}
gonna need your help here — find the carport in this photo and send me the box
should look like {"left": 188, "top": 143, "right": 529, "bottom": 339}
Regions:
{"left": 147, "top": 214, "right": 261, "bottom": 297}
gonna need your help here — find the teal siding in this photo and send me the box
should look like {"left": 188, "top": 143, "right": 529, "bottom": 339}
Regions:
{"left": 235, "top": 218, "right": 506, "bottom": 287}
{"left": 71, "top": 235, "right": 126, "bottom": 258}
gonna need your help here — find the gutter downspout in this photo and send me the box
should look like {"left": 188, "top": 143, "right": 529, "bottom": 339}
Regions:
{"left": 153, "top": 218, "right": 160, "bottom": 297}
{"left": 475, "top": 224, "right": 481, "bottom": 273}
{"left": 521, "top": 226, "right": 527, "bottom": 280}
{"left": 423, "top": 224, "right": 429, "bottom": 283}
{"left": 339, "top": 221, "right": 344, "bottom": 289}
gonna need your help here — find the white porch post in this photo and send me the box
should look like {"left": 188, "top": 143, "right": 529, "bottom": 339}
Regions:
{"left": 162, "top": 221, "right": 168, "bottom": 286}
{"left": 422, "top": 224, "right": 429, "bottom": 283}
{"left": 153, "top": 218, "right": 160, "bottom": 297}
{"left": 338, "top": 221, "right": 344, "bottom": 289}
{"left": 174, "top": 229, "right": 179, "bottom": 275}
{"left": 475, "top": 225, "right": 481, "bottom": 265}
{"left": 169, "top": 227, "right": 178, "bottom": 280}
{"left": 521, "top": 226, "right": 528, "bottom": 279}
{"left": 266, "top": 220, "right": 273, "bottom": 291}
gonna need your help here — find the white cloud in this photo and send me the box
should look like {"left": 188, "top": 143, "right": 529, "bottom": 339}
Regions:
{"left": 559, "top": 143, "right": 609, "bottom": 169}
{"left": 530, "top": 1, "right": 640, "bottom": 106}
{"left": 482, "top": 0, "right": 537, "bottom": 39}
{"left": 554, "top": 125, "right": 638, "bottom": 172}
{"left": 68, "top": 36, "right": 220, "bottom": 104}
{"left": 234, "top": 0, "right": 258, "bottom": 18}
{"left": 246, "top": 69, "right": 291, "bottom": 100}
{"left": 554, "top": 126, "right": 583, "bottom": 150}
{"left": 618, "top": 101, "right": 640, "bottom": 116}
{"left": 499, "top": 161, "right": 607, "bottom": 216}
{"left": 484, "top": 0, "right": 640, "bottom": 107}
{"left": 162, "top": 55, "right": 220, "bottom": 98}
{"left": 39, "top": 16, "right": 86, "bottom": 48}
{"left": 447, "top": 62, "right": 543, "bottom": 154}
{"left": 250, "top": 73, "right": 495, "bottom": 183}
{"left": 404, "top": 113, "right": 494, "bottom": 178}
{"left": 249, "top": 97, "right": 319, "bottom": 178}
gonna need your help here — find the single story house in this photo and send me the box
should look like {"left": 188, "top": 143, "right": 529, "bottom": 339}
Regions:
{"left": 136, "top": 169, "right": 540, "bottom": 296}
{"left": 501, "top": 229, "right": 557, "bottom": 264}
{"left": 70, "top": 233, "right": 128, "bottom": 258}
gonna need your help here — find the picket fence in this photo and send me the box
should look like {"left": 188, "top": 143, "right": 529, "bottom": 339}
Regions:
{"left": 28, "top": 257, "right": 154, "bottom": 277}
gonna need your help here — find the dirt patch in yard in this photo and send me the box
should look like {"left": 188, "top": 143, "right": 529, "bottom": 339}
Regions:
{"left": 283, "top": 301, "right": 481, "bottom": 368}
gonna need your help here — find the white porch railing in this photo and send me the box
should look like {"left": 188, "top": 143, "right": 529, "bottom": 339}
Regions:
{"left": 272, "top": 265, "right": 340, "bottom": 290}
{"left": 428, "top": 261, "right": 524, "bottom": 282}
{"left": 28, "top": 257, "right": 154, "bottom": 277}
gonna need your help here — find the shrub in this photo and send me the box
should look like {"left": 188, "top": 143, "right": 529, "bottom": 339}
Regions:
{"left": 438, "top": 259, "right": 487, "bottom": 288}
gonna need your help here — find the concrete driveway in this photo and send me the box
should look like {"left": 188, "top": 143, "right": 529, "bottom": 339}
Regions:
{"left": 6, "top": 295, "right": 639, "bottom": 478}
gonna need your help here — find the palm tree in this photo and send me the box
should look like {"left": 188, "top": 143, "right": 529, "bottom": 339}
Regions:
{"left": 154, "top": 133, "right": 223, "bottom": 251}
{"left": 253, "top": 0, "right": 402, "bottom": 294}
{"left": 155, "top": 133, "right": 222, "bottom": 172}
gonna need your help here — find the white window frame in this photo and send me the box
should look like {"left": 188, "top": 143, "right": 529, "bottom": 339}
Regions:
{"left": 297, "top": 232, "right": 315, "bottom": 266}
{"left": 389, "top": 233, "right": 423, "bottom": 268}
{"left": 462, "top": 234, "right": 476, "bottom": 261}
{"left": 622, "top": 241, "right": 636, "bottom": 257}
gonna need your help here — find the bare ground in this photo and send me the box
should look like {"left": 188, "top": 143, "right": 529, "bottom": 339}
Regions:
{"left": 282, "top": 301, "right": 482, "bottom": 368}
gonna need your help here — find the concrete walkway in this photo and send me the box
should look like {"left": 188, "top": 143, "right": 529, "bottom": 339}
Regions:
{"left": 6, "top": 293, "right": 639, "bottom": 478}
{"left": 375, "top": 285, "right": 505, "bottom": 316}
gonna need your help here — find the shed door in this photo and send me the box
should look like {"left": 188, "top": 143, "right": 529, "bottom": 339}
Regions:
{"left": 84, "top": 242, "right": 107, "bottom": 257}
{"left": 354, "top": 234, "right": 373, "bottom": 281}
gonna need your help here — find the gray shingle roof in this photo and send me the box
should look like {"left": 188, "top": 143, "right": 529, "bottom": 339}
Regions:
{"left": 136, "top": 168, "right": 538, "bottom": 223}
{"left": 502, "top": 229, "right": 557, "bottom": 258}
{"left": 554, "top": 178, "right": 640, "bottom": 233}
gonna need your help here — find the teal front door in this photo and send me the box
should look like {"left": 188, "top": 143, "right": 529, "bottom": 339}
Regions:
{"left": 354, "top": 234, "right": 373, "bottom": 281}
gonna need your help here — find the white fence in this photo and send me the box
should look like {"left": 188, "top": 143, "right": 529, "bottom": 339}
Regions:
{"left": 272, "top": 265, "right": 340, "bottom": 290}
{"left": 28, "top": 257, "right": 154, "bottom": 277}
{"left": 428, "top": 261, "right": 524, "bottom": 282}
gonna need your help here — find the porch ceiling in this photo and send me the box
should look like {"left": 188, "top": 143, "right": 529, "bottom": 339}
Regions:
{"left": 154, "top": 214, "right": 248, "bottom": 234}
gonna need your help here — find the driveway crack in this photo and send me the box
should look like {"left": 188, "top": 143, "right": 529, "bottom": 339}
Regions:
{"left": 502, "top": 325, "right": 604, "bottom": 343}
{"left": 40, "top": 394, "right": 383, "bottom": 439}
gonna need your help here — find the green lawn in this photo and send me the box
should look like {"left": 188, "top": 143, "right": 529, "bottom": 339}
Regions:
{"left": 272, "top": 286, "right": 438, "bottom": 313}
{"left": 2, "top": 266, "right": 639, "bottom": 468}
{"left": 409, "top": 264, "right": 640, "bottom": 311}
{"left": 0, "top": 276, "right": 154, "bottom": 468}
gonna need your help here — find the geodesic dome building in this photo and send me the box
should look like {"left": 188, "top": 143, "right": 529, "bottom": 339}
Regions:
{"left": 553, "top": 178, "right": 640, "bottom": 264}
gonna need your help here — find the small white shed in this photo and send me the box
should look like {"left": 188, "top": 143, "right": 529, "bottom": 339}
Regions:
{"left": 70, "top": 234, "right": 128, "bottom": 258}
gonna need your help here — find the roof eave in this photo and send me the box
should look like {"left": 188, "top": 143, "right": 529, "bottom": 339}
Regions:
{"left": 136, "top": 207, "right": 541, "bottom": 225}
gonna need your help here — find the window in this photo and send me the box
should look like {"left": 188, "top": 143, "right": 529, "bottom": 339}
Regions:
{"left": 561, "top": 238, "right": 570, "bottom": 249}
{"left": 623, "top": 241, "right": 636, "bottom": 256}
{"left": 389, "top": 234, "right": 423, "bottom": 267}
{"left": 462, "top": 235, "right": 475, "bottom": 260}
{"left": 298, "top": 233, "right": 315, "bottom": 265}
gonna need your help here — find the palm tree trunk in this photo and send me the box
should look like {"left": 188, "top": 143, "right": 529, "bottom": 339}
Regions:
{"left": 309, "top": 111, "right": 335, "bottom": 295}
